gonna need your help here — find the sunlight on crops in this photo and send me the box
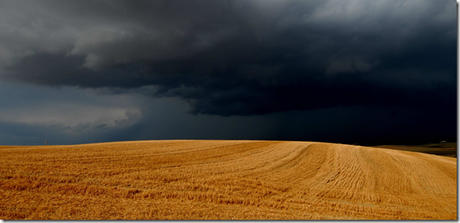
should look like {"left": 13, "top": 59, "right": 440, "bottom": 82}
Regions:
{"left": 0, "top": 140, "right": 456, "bottom": 220}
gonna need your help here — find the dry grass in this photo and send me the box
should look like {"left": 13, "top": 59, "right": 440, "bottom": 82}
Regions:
{"left": 0, "top": 140, "right": 456, "bottom": 220}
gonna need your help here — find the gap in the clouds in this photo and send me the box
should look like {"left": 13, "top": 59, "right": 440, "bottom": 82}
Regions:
{"left": 0, "top": 81, "right": 144, "bottom": 145}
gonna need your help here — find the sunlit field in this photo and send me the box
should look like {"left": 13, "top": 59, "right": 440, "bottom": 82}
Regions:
{"left": 0, "top": 140, "right": 456, "bottom": 220}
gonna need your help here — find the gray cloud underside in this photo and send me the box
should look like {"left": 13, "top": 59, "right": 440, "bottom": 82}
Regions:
{"left": 1, "top": 0, "right": 456, "bottom": 116}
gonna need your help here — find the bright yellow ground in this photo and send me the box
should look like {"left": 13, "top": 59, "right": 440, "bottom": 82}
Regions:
{"left": 0, "top": 140, "right": 457, "bottom": 220}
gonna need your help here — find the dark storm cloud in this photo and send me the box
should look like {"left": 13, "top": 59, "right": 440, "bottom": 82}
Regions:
{"left": 0, "top": 0, "right": 456, "bottom": 116}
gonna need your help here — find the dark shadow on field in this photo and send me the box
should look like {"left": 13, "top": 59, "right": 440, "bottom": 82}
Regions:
{"left": 374, "top": 142, "right": 457, "bottom": 158}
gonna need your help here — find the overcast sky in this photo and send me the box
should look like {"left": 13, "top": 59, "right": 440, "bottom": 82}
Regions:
{"left": 0, "top": 0, "right": 456, "bottom": 145}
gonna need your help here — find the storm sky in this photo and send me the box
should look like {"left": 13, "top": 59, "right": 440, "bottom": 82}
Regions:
{"left": 0, "top": 0, "right": 456, "bottom": 145}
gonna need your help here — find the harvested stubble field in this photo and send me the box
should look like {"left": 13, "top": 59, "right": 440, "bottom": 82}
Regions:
{"left": 0, "top": 140, "right": 457, "bottom": 220}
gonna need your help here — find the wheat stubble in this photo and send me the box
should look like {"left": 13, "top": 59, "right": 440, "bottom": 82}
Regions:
{"left": 0, "top": 140, "right": 456, "bottom": 219}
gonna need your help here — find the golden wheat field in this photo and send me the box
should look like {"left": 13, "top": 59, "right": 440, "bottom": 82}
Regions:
{"left": 0, "top": 140, "right": 457, "bottom": 220}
